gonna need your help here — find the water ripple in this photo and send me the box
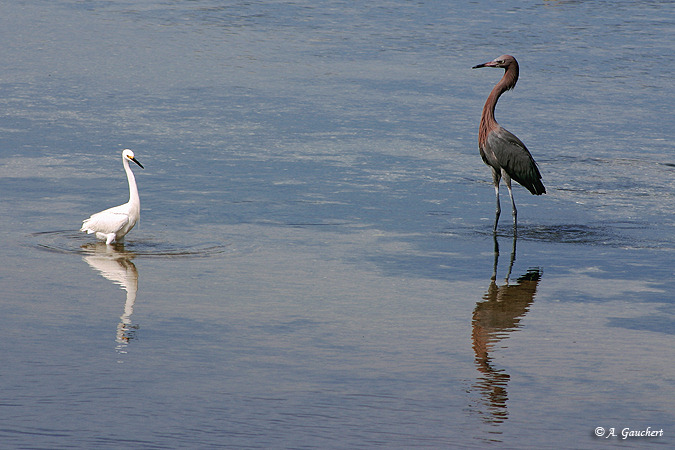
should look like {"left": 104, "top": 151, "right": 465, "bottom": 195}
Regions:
{"left": 459, "top": 222, "right": 674, "bottom": 250}
{"left": 30, "top": 230, "right": 236, "bottom": 259}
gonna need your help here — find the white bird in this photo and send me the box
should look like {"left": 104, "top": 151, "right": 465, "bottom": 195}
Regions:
{"left": 81, "top": 149, "right": 144, "bottom": 245}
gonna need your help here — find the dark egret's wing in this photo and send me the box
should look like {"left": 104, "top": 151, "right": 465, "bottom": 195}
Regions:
{"left": 487, "top": 127, "right": 546, "bottom": 195}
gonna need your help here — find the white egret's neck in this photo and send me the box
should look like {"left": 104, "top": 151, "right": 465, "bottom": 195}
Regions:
{"left": 123, "top": 156, "right": 140, "bottom": 208}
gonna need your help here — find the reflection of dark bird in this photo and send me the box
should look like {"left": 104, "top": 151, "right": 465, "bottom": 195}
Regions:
{"left": 471, "top": 234, "right": 541, "bottom": 424}
{"left": 472, "top": 55, "right": 546, "bottom": 231}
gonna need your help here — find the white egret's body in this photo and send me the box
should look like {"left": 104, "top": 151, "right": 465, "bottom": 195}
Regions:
{"left": 81, "top": 149, "right": 144, "bottom": 244}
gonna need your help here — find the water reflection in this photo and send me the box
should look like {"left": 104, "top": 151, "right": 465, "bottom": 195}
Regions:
{"left": 471, "top": 234, "right": 542, "bottom": 424}
{"left": 81, "top": 242, "right": 139, "bottom": 356}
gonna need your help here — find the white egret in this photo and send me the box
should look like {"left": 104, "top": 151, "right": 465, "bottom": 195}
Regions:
{"left": 81, "top": 149, "right": 144, "bottom": 244}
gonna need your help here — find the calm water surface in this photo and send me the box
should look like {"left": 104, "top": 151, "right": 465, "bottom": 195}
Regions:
{"left": 1, "top": 1, "right": 674, "bottom": 448}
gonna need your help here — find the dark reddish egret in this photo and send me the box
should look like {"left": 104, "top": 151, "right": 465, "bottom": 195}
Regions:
{"left": 472, "top": 55, "right": 545, "bottom": 232}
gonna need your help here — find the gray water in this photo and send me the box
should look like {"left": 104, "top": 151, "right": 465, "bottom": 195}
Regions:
{"left": 1, "top": 0, "right": 674, "bottom": 448}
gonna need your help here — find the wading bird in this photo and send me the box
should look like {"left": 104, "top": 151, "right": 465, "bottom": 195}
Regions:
{"left": 472, "top": 55, "right": 545, "bottom": 231}
{"left": 81, "top": 149, "right": 144, "bottom": 244}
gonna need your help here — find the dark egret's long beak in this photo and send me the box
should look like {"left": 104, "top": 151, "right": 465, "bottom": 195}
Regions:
{"left": 472, "top": 60, "right": 497, "bottom": 69}
{"left": 129, "top": 156, "right": 144, "bottom": 169}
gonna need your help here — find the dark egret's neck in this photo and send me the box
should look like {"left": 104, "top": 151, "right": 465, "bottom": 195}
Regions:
{"left": 479, "top": 62, "right": 519, "bottom": 145}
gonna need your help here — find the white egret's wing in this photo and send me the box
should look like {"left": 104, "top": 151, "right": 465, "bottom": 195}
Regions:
{"left": 81, "top": 206, "right": 130, "bottom": 235}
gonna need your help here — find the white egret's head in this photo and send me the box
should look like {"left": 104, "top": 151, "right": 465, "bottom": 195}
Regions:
{"left": 122, "top": 149, "right": 144, "bottom": 169}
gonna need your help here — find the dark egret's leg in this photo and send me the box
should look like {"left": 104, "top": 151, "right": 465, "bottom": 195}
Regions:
{"left": 491, "top": 232, "right": 499, "bottom": 282}
{"left": 491, "top": 168, "right": 501, "bottom": 232}
{"left": 505, "top": 232, "right": 517, "bottom": 282}
{"left": 502, "top": 170, "right": 517, "bottom": 232}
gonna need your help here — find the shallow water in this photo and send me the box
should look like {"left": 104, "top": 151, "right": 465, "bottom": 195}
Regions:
{"left": 1, "top": 0, "right": 674, "bottom": 448}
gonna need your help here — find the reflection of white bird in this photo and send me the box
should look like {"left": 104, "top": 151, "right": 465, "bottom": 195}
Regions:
{"left": 82, "top": 243, "right": 139, "bottom": 346}
{"left": 81, "top": 149, "right": 144, "bottom": 244}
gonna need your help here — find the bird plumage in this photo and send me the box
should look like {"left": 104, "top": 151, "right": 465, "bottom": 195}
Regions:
{"left": 473, "top": 55, "right": 545, "bottom": 230}
{"left": 484, "top": 127, "right": 545, "bottom": 195}
{"left": 81, "top": 149, "right": 144, "bottom": 244}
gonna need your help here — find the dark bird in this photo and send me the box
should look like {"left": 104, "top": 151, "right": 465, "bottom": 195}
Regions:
{"left": 472, "top": 55, "right": 545, "bottom": 231}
